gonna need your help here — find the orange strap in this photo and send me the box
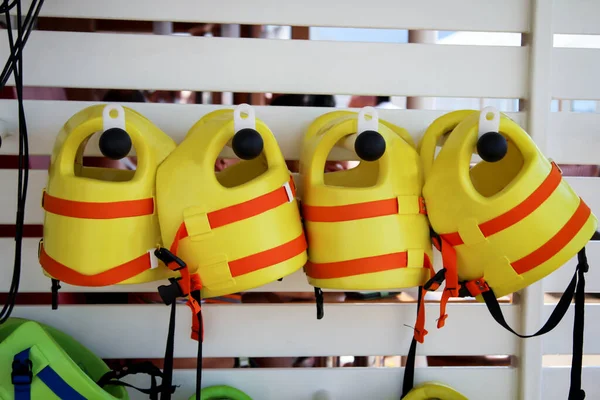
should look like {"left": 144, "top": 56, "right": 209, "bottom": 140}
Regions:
{"left": 166, "top": 179, "right": 302, "bottom": 341}
{"left": 302, "top": 196, "right": 426, "bottom": 223}
{"left": 229, "top": 234, "right": 307, "bottom": 277}
{"left": 305, "top": 252, "right": 431, "bottom": 280}
{"left": 430, "top": 197, "right": 590, "bottom": 331}
{"left": 441, "top": 162, "right": 562, "bottom": 246}
{"left": 512, "top": 199, "right": 591, "bottom": 274}
{"left": 413, "top": 257, "right": 435, "bottom": 343}
{"left": 208, "top": 179, "right": 296, "bottom": 229}
{"left": 39, "top": 244, "right": 154, "bottom": 286}
{"left": 43, "top": 191, "right": 154, "bottom": 219}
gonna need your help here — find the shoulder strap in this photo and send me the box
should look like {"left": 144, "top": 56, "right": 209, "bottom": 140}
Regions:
{"left": 401, "top": 287, "right": 423, "bottom": 399}
{"left": 476, "top": 248, "right": 588, "bottom": 400}
{"left": 97, "top": 361, "right": 174, "bottom": 400}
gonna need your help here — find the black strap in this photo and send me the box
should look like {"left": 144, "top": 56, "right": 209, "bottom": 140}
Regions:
{"left": 97, "top": 361, "right": 173, "bottom": 400}
{"left": 314, "top": 287, "right": 324, "bottom": 320}
{"left": 161, "top": 301, "right": 177, "bottom": 400}
{"left": 401, "top": 286, "right": 422, "bottom": 399}
{"left": 480, "top": 268, "right": 578, "bottom": 339}
{"left": 190, "top": 289, "right": 203, "bottom": 400}
{"left": 477, "top": 248, "right": 588, "bottom": 400}
{"left": 569, "top": 249, "right": 587, "bottom": 400}
{"left": 50, "top": 279, "right": 60, "bottom": 310}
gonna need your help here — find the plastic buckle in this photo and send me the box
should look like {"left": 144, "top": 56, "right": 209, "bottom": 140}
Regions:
{"left": 283, "top": 181, "right": 294, "bottom": 203}
{"left": 158, "top": 277, "right": 185, "bottom": 305}
{"left": 424, "top": 268, "right": 446, "bottom": 291}
{"left": 463, "top": 278, "right": 490, "bottom": 297}
{"left": 11, "top": 359, "right": 33, "bottom": 385}
{"left": 154, "top": 248, "right": 186, "bottom": 271}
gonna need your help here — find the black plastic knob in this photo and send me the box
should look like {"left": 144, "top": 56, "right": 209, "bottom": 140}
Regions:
{"left": 355, "top": 130, "right": 386, "bottom": 162}
{"left": 232, "top": 128, "right": 263, "bottom": 160}
{"left": 99, "top": 128, "right": 132, "bottom": 160}
{"left": 477, "top": 131, "right": 507, "bottom": 163}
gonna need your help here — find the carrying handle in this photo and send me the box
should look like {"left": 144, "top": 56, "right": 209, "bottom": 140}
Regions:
{"left": 419, "top": 110, "right": 474, "bottom": 180}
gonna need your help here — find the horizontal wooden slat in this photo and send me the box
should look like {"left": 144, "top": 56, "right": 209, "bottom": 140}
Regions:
{"left": 553, "top": 0, "right": 600, "bottom": 35}
{"left": 22, "top": 0, "right": 530, "bottom": 33}
{"left": 547, "top": 112, "right": 600, "bottom": 165}
{"left": 126, "top": 367, "right": 518, "bottom": 400}
{"left": 1, "top": 31, "right": 528, "bottom": 97}
{"left": 543, "top": 367, "right": 600, "bottom": 400}
{"left": 552, "top": 48, "right": 600, "bottom": 100}
{"left": 543, "top": 304, "right": 600, "bottom": 355}
{"left": 0, "top": 170, "right": 45, "bottom": 224}
{"left": 0, "top": 100, "right": 526, "bottom": 157}
{"left": 543, "top": 241, "right": 600, "bottom": 292}
{"left": 568, "top": 177, "right": 600, "bottom": 218}
{"left": 9, "top": 303, "right": 519, "bottom": 358}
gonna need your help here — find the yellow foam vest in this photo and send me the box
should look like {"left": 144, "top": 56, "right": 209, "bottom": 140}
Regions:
{"left": 156, "top": 105, "right": 307, "bottom": 298}
{"left": 300, "top": 108, "right": 432, "bottom": 290}
{"left": 420, "top": 108, "right": 597, "bottom": 298}
{"left": 40, "top": 104, "right": 176, "bottom": 286}
{"left": 403, "top": 382, "right": 468, "bottom": 400}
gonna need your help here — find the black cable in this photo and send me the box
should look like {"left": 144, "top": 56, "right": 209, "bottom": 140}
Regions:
{"left": 0, "top": 0, "right": 43, "bottom": 324}
{"left": 0, "top": 0, "right": 17, "bottom": 14}
{"left": 0, "top": 0, "right": 44, "bottom": 88}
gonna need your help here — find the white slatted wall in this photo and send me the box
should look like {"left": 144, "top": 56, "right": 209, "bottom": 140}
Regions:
{"left": 0, "top": 1, "right": 599, "bottom": 399}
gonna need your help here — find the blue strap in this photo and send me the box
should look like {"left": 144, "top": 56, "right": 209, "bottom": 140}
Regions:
{"left": 13, "top": 349, "right": 32, "bottom": 400}
{"left": 12, "top": 347, "right": 86, "bottom": 400}
{"left": 38, "top": 366, "right": 86, "bottom": 400}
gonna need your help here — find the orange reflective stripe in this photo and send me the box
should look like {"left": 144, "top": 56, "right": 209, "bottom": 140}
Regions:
{"left": 440, "top": 162, "right": 563, "bottom": 246}
{"left": 512, "top": 199, "right": 591, "bottom": 274}
{"left": 302, "top": 197, "right": 426, "bottom": 223}
{"left": 39, "top": 245, "right": 153, "bottom": 286}
{"left": 166, "top": 179, "right": 299, "bottom": 342}
{"left": 306, "top": 252, "right": 432, "bottom": 280}
{"left": 208, "top": 179, "right": 295, "bottom": 229}
{"left": 229, "top": 234, "right": 307, "bottom": 277}
{"left": 43, "top": 191, "right": 154, "bottom": 219}
{"left": 303, "top": 198, "right": 398, "bottom": 222}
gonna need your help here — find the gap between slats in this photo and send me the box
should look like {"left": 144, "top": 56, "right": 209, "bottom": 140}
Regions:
{"left": 0, "top": 31, "right": 529, "bottom": 98}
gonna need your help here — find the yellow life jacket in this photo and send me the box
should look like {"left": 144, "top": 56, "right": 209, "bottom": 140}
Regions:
{"left": 156, "top": 104, "right": 307, "bottom": 299}
{"left": 403, "top": 382, "right": 468, "bottom": 400}
{"left": 300, "top": 108, "right": 432, "bottom": 293}
{"left": 413, "top": 107, "right": 596, "bottom": 398}
{"left": 420, "top": 108, "right": 596, "bottom": 301}
{"left": 40, "top": 104, "right": 177, "bottom": 286}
